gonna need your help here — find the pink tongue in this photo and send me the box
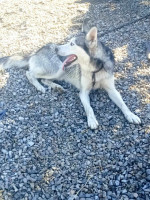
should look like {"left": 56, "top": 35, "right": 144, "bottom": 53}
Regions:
{"left": 62, "top": 55, "right": 76, "bottom": 70}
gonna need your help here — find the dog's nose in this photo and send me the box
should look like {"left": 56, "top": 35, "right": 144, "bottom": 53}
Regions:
{"left": 55, "top": 47, "right": 58, "bottom": 53}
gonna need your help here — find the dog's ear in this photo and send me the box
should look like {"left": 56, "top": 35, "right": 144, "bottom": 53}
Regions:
{"left": 82, "top": 18, "right": 90, "bottom": 33}
{"left": 86, "top": 27, "right": 97, "bottom": 44}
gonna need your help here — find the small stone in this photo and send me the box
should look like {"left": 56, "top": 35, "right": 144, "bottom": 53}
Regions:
{"left": 28, "top": 141, "right": 34, "bottom": 147}
{"left": 68, "top": 195, "right": 77, "bottom": 200}
{"left": 12, "top": 184, "right": 18, "bottom": 192}
{"left": 146, "top": 169, "right": 150, "bottom": 175}
{"left": 2, "top": 149, "right": 7, "bottom": 154}
{"left": 19, "top": 117, "right": 24, "bottom": 121}
{"left": 122, "top": 189, "right": 127, "bottom": 194}
{"left": 122, "top": 179, "right": 127, "bottom": 183}
{"left": 30, "top": 183, "right": 34, "bottom": 189}
{"left": 138, "top": 163, "right": 142, "bottom": 168}
{"left": 146, "top": 175, "right": 150, "bottom": 181}
{"left": 115, "top": 180, "right": 120, "bottom": 186}
{"left": 85, "top": 194, "right": 92, "bottom": 198}
{"left": 121, "top": 195, "right": 129, "bottom": 200}
{"left": 23, "top": 178, "right": 27, "bottom": 183}
{"left": 85, "top": 160, "right": 91, "bottom": 166}
{"left": 108, "top": 142, "right": 112, "bottom": 150}
{"left": 19, "top": 149, "right": 22, "bottom": 156}
{"left": 133, "top": 193, "right": 138, "bottom": 198}
{"left": 19, "top": 183, "right": 23, "bottom": 188}
{"left": 70, "top": 190, "right": 75, "bottom": 195}
{"left": 8, "top": 151, "right": 12, "bottom": 158}
{"left": 103, "top": 191, "right": 106, "bottom": 197}
{"left": 109, "top": 180, "right": 113, "bottom": 186}
{"left": 0, "top": 128, "right": 3, "bottom": 133}
{"left": 143, "top": 188, "right": 150, "bottom": 192}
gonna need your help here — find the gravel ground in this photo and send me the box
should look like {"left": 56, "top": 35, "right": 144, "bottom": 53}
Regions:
{"left": 0, "top": 0, "right": 150, "bottom": 200}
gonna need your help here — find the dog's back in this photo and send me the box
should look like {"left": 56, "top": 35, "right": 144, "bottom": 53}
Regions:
{"left": 29, "top": 43, "right": 63, "bottom": 76}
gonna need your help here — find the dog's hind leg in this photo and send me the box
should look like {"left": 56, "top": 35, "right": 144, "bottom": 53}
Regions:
{"left": 79, "top": 90, "right": 99, "bottom": 129}
{"left": 102, "top": 77, "right": 141, "bottom": 124}
{"left": 41, "top": 79, "right": 65, "bottom": 92}
{"left": 26, "top": 71, "right": 46, "bottom": 93}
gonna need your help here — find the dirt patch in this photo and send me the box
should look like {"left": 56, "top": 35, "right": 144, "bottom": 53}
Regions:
{"left": 0, "top": 0, "right": 89, "bottom": 56}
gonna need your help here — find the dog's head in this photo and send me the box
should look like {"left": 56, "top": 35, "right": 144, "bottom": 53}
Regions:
{"left": 56, "top": 19, "right": 114, "bottom": 72}
{"left": 56, "top": 34, "right": 91, "bottom": 70}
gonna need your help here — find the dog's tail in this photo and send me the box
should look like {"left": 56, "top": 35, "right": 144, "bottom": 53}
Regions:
{"left": 0, "top": 55, "right": 30, "bottom": 70}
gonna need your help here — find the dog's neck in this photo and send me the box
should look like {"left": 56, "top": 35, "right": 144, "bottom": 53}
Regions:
{"left": 78, "top": 53, "right": 96, "bottom": 73}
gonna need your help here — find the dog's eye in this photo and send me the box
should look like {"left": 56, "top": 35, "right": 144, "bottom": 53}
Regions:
{"left": 70, "top": 42, "right": 74, "bottom": 46}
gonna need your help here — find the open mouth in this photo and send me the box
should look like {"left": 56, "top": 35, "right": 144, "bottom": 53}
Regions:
{"left": 62, "top": 54, "right": 77, "bottom": 70}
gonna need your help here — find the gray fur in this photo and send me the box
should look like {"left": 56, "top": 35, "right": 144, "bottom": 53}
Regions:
{"left": 0, "top": 43, "right": 81, "bottom": 92}
{"left": 29, "top": 44, "right": 62, "bottom": 75}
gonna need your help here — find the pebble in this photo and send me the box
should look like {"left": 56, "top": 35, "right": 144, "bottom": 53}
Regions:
{"left": 19, "top": 117, "right": 24, "bottom": 121}
{"left": 122, "top": 189, "right": 127, "bottom": 194}
{"left": 115, "top": 180, "right": 120, "bottom": 186}
{"left": 28, "top": 141, "right": 34, "bottom": 147}
{"left": 146, "top": 169, "right": 150, "bottom": 175}
{"left": 146, "top": 175, "right": 150, "bottom": 181}
{"left": 133, "top": 193, "right": 138, "bottom": 198}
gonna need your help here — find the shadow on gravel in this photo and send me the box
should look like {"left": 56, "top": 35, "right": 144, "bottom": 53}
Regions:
{"left": 72, "top": 0, "right": 150, "bottom": 119}
{"left": 68, "top": 1, "right": 150, "bottom": 199}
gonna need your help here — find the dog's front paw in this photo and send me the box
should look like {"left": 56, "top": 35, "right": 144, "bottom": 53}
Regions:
{"left": 54, "top": 85, "right": 65, "bottom": 93}
{"left": 88, "top": 116, "right": 99, "bottom": 129}
{"left": 38, "top": 85, "right": 46, "bottom": 93}
{"left": 125, "top": 112, "right": 141, "bottom": 124}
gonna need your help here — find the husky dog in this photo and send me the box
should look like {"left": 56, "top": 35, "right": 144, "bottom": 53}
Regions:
{"left": 0, "top": 22, "right": 141, "bottom": 129}
{"left": 56, "top": 26, "right": 141, "bottom": 129}
{"left": 0, "top": 44, "right": 79, "bottom": 93}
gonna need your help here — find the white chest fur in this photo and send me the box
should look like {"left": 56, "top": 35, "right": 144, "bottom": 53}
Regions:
{"left": 81, "top": 68, "right": 112, "bottom": 90}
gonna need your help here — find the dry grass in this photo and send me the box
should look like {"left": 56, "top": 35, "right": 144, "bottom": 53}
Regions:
{"left": 0, "top": 0, "right": 89, "bottom": 56}
{"left": 0, "top": 190, "right": 4, "bottom": 200}
{"left": 140, "top": 1, "right": 150, "bottom": 6}
{"left": 0, "top": 0, "right": 89, "bottom": 88}
{"left": 0, "top": 70, "right": 9, "bottom": 89}
{"left": 113, "top": 45, "right": 128, "bottom": 62}
{"left": 43, "top": 167, "right": 59, "bottom": 183}
{"left": 130, "top": 62, "right": 150, "bottom": 104}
